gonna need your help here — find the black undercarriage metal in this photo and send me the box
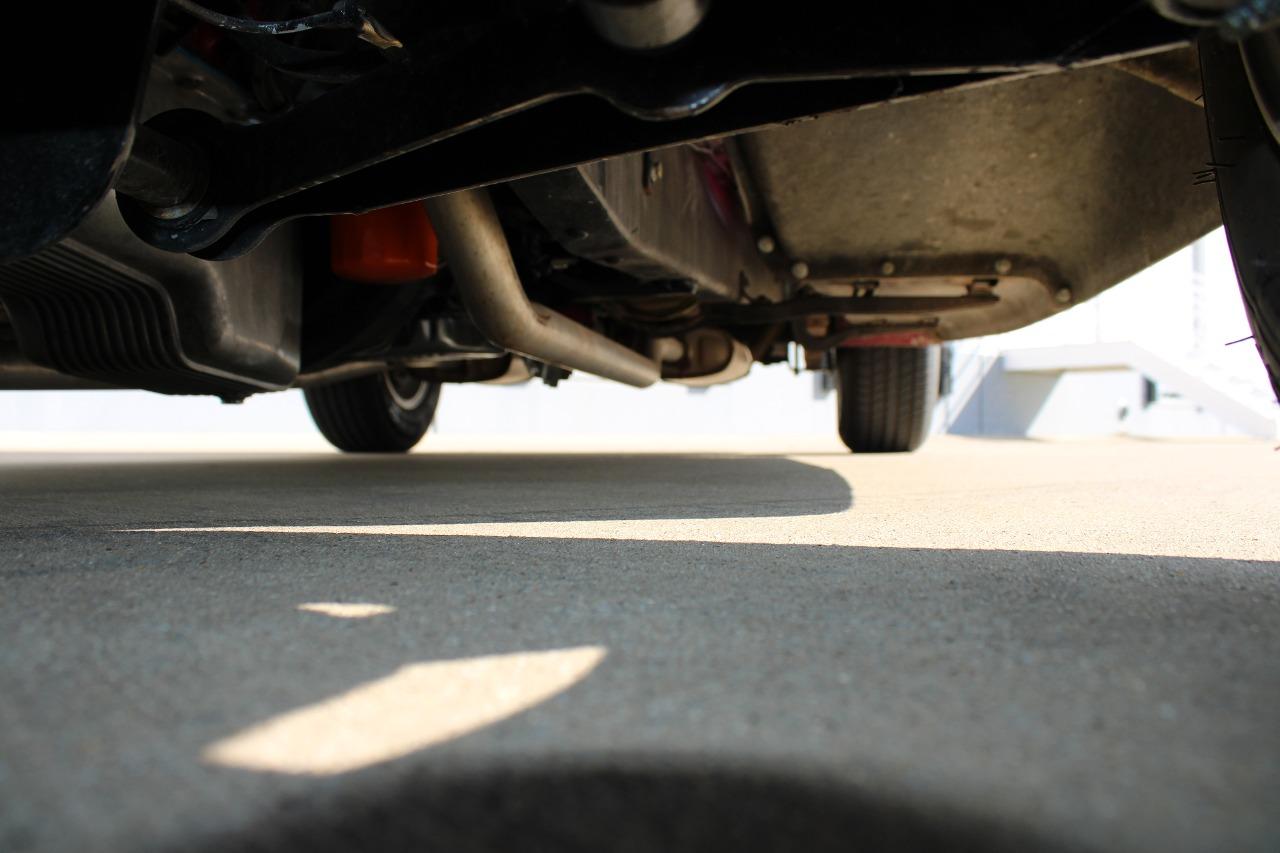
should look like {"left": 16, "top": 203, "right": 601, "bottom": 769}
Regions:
{"left": 114, "top": 125, "right": 209, "bottom": 213}
{"left": 122, "top": 78, "right": 991, "bottom": 260}
{"left": 0, "top": 197, "right": 303, "bottom": 398}
{"left": 295, "top": 323, "right": 510, "bottom": 388}
{"left": 707, "top": 294, "right": 1000, "bottom": 325}
{"left": 794, "top": 322, "right": 943, "bottom": 350}
{"left": 0, "top": 341, "right": 119, "bottom": 390}
{"left": 513, "top": 144, "right": 786, "bottom": 303}
{"left": 297, "top": 262, "right": 505, "bottom": 381}
{"left": 1150, "top": 0, "right": 1280, "bottom": 40}
{"left": 0, "top": 1, "right": 161, "bottom": 262}
{"left": 109, "top": 3, "right": 1194, "bottom": 259}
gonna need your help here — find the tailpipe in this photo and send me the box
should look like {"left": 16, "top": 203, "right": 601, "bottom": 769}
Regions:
{"left": 425, "top": 188, "right": 660, "bottom": 388}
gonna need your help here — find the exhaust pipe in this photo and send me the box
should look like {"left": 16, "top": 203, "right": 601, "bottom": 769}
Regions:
{"left": 425, "top": 188, "right": 660, "bottom": 388}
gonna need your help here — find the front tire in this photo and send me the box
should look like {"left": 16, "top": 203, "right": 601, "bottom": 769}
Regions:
{"left": 1201, "top": 33, "right": 1280, "bottom": 400}
{"left": 835, "top": 346, "right": 939, "bottom": 453}
{"left": 304, "top": 369, "right": 440, "bottom": 453}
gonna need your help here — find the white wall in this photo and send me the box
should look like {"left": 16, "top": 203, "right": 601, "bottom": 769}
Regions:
{"left": 982, "top": 229, "right": 1272, "bottom": 408}
{"left": 0, "top": 362, "right": 838, "bottom": 440}
{"left": 948, "top": 365, "right": 1143, "bottom": 437}
{"left": 433, "top": 364, "right": 835, "bottom": 437}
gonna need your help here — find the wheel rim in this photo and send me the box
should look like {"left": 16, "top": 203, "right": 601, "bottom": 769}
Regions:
{"left": 383, "top": 370, "right": 429, "bottom": 410}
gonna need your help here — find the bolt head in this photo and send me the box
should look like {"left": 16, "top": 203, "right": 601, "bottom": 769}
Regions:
{"left": 880, "top": 261, "right": 896, "bottom": 276}
{"left": 1054, "top": 287, "right": 1073, "bottom": 304}
{"left": 790, "top": 260, "right": 810, "bottom": 280}
{"left": 994, "top": 258, "right": 1013, "bottom": 275}
{"left": 756, "top": 235, "right": 777, "bottom": 254}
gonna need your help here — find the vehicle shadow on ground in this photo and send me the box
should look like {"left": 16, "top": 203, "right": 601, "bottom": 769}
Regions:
{"left": 189, "top": 759, "right": 1076, "bottom": 853}
{"left": 2, "top": 527, "right": 1277, "bottom": 852}
{"left": 0, "top": 453, "right": 854, "bottom": 528}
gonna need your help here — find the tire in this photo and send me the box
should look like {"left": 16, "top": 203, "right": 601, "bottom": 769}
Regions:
{"left": 304, "top": 369, "right": 441, "bottom": 453}
{"left": 835, "top": 346, "right": 939, "bottom": 453}
{"left": 1201, "top": 33, "right": 1280, "bottom": 400}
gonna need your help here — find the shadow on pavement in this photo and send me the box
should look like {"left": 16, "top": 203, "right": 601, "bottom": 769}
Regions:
{"left": 190, "top": 759, "right": 1073, "bottom": 853}
{"left": 0, "top": 453, "right": 853, "bottom": 528}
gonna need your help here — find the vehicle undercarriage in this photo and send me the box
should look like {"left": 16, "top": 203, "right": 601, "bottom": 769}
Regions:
{"left": 2, "top": 1, "right": 1276, "bottom": 452}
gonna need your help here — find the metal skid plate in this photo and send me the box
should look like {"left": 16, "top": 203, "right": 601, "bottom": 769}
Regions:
{"left": 739, "top": 59, "right": 1222, "bottom": 339}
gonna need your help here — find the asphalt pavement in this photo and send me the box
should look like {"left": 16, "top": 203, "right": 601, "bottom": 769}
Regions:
{"left": 1, "top": 436, "right": 1278, "bottom": 852}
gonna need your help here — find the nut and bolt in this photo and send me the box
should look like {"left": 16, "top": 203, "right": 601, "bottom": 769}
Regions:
{"left": 756, "top": 234, "right": 777, "bottom": 254}
{"left": 993, "top": 258, "right": 1013, "bottom": 275}
{"left": 790, "top": 260, "right": 810, "bottom": 280}
{"left": 1054, "top": 287, "right": 1073, "bottom": 304}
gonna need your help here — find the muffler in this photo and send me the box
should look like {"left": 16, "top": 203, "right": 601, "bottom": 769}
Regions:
{"left": 425, "top": 188, "right": 660, "bottom": 388}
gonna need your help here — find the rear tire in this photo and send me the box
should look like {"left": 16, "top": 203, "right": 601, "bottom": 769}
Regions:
{"left": 835, "top": 346, "right": 939, "bottom": 453}
{"left": 304, "top": 369, "right": 440, "bottom": 453}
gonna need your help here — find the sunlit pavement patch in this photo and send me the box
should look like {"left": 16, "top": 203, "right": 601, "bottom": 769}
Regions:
{"left": 297, "top": 602, "right": 396, "bottom": 619}
{"left": 202, "top": 646, "right": 607, "bottom": 775}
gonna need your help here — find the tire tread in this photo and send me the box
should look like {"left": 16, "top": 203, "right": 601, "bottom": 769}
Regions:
{"left": 304, "top": 374, "right": 438, "bottom": 453}
{"left": 836, "top": 346, "right": 939, "bottom": 453}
